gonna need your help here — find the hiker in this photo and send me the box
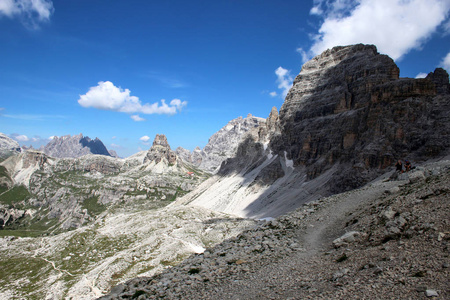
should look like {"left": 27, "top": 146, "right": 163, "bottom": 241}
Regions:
{"left": 405, "top": 160, "right": 412, "bottom": 172}
{"left": 395, "top": 160, "right": 403, "bottom": 173}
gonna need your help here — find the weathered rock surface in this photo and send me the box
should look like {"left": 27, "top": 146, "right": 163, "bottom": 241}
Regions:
{"left": 0, "top": 133, "right": 21, "bottom": 160}
{"left": 144, "top": 134, "right": 178, "bottom": 166}
{"left": 184, "top": 44, "right": 450, "bottom": 219}
{"left": 43, "top": 133, "right": 112, "bottom": 158}
{"left": 179, "top": 114, "right": 266, "bottom": 173}
{"left": 0, "top": 133, "right": 20, "bottom": 152}
{"left": 0, "top": 134, "right": 209, "bottom": 232}
{"left": 272, "top": 44, "right": 450, "bottom": 192}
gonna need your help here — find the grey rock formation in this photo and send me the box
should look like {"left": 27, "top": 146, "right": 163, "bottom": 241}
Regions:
{"left": 271, "top": 44, "right": 450, "bottom": 192}
{"left": 144, "top": 134, "right": 177, "bottom": 165}
{"left": 174, "top": 115, "right": 266, "bottom": 173}
{"left": 43, "top": 133, "right": 111, "bottom": 158}
{"left": 175, "top": 147, "right": 192, "bottom": 164}
{"left": 108, "top": 149, "right": 119, "bottom": 158}
{"left": 182, "top": 44, "right": 450, "bottom": 219}
{"left": 0, "top": 133, "right": 21, "bottom": 160}
{"left": 0, "top": 133, "right": 20, "bottom": 152}
{"left": 198, "top": 114, "right": 266, "bottom": 173}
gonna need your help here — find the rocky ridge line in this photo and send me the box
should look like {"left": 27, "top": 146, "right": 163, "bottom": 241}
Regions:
{"left": 176, "top": 114, "right": 266, "bottom": 173}
{"left": 42, "top": 133, "right": 112, "bottom": 158}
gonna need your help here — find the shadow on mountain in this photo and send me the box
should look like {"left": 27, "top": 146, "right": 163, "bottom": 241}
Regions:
{"left": 203, "top": 45, "right": 450, "bottom": 220}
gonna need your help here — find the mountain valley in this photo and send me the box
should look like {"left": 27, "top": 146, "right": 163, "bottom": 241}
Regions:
{"left": 0, "top": 44, "right": 449, "bottom": 299}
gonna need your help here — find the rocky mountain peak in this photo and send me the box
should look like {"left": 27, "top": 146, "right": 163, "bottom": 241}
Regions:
{"left": 270, "top": 43, "right": 450, "bottom": 192}
{"left": 152, "top": 134, "right": 171, "bottom": 149}
{"left": 198, "top": 114, "right": 266, "bottom": 173}
{"left": 426, "top": 67, "right": 450, "bottom": 94}
{"left": 144, "top": 134, "right": 177, "bottom": 165}
{"left": 0, "top": 133, "right": 21, "bottom": 152}
{"left": 43, "top": 134, "right": 111, "bottom": 158}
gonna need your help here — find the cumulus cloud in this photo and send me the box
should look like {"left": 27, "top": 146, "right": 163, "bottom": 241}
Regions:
{"left": 130, "top": 114, "right": 145, "bottom": 122}
{"left": 13, "top": 134, "right": 29, "bottom": 142}
{"left": 78, "top": 81, "right": 187, "bottom": 117}
{"left": 441, "top": 51, "right": 450, "bottom": 73}
{"left": 269, "top": 91, "right": 278, "bottom": 97}
{"left": 309, "top": 0, "right": 450, "bottom": 60}
{"left": 0, "top": 0, "right": 54, "bottom": 29}
{"left": 275, "top": 67, "right": 294, "bottom": 97}
{"left": 139, "top": 136, "right": 151, "bottom": 142}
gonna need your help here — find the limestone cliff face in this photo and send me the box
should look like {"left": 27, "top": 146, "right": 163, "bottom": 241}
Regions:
{"left": 199, "top": 114, "right": 266, "bottom": 173}
{"left": 0, "top": 133, "right": 21, "bottom": 160}
{"left": 43, "top": 133, "right": 111, "bottom": 158}
{"left": 186, "top": 44, "right": 450, "bottom": 219}
{"left": 270, "top": 44, "right": 450, "bottom": 192}
{"left": 144, "top": 134, "right": 177, "bottom": 165}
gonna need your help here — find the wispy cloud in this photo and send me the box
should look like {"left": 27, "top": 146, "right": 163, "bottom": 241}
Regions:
{"left": 2, "top": 114, "right": 66, "bottom": 121}
{"left": 78, "top": 81, "right": 187, "bottom": 116}
{"left": 441, "top": 51, "right": 450, "bottom": 73}
{"left": 110, "top": 143, "right": 123, "bottom": 149}
{"left": 307, "top": 0, "right": 450, "bottom": 60}
{"left": 0, "top": 0, "right": 54, "bottom": 29}
{"left": 130, "top": 114, "right": 145, "bottom": 122}
{"left": 296, "top": 47, "right": 311, "bottom": 63}
{"left": 275, "top": 67, "right": 294, "bottom": 98}
{"left": 144, "top": 71, "right": 189, "bottom": 88}
{"left": 415, "top": 72, "right": 428, "bottom": 79}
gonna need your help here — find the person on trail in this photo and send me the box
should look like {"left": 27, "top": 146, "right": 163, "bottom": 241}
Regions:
{"left": 405, "top": 160, "right": 412, "bottom": 172}
{"left": 395, "top": 160, "right": 403, "bottom": 173}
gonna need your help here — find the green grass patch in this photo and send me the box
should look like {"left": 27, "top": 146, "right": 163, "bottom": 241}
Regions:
{"left": 0, "top": 165, "right": 10, "bottom": 179}
{"left": 0, "top": 185, "right": 30, "bottom": 205}
{"left": 81, "top": 196, "right": 106, "bottom": 215}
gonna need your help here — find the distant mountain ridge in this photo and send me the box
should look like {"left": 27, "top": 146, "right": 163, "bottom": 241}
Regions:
{"left": 176, "top": 114, "right": 266, "bottom": 173}
{"left": 42, "top": 133, "right": 113, "bottom": 158}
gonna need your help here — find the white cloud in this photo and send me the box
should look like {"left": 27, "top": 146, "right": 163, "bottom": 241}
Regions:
{"left": 309, "top": 0, "right": 450, "bottom": 60}
{"left": 139, "top": 135, "right": 151, "bottom": 142}
{"left": 415, "top": 72, "right": 428, "bottom": 79}
{"left": 441, "top": 51, "right": 450, "bottom": 73}
{"left": 110, "top": 143, "right": 123, "bottom": 149}
{"left": 130, "top": 114, "right": 145, "bottom": 122}
{"left": 296, "top": 47, "right": 311, "bottom": 63}
{"left": 14, "top": 134, "right": 29, "bottom": 142}
{"left": 275, "top": 67, "right": 294, "bottom": 97}
{"left": 0, "top": 0, "right": 54, "bottom": 29}
{"left": 269, "top": 91, "right": 278, "bottom": 97}
{"left": 78, "top": 81, "right": 187, "bottom": 116}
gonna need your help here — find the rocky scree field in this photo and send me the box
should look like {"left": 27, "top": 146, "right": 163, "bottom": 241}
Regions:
{"left": 100, "top": 160, "right": 450, "bottom": 300}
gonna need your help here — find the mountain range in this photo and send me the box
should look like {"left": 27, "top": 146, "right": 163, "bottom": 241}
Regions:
{"left": 0, "top": 44, "right": 449, "bottom": 299}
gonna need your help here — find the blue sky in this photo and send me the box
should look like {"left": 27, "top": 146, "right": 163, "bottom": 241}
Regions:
{"left": 1, "top": 0, "right": 449, "bottom": 157}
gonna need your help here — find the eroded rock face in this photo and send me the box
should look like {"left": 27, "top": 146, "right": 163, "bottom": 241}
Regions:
{"left": 0, "top": 133, "right": 20, "bottom": 152}
{"left": 43, "top": 134, "right": 111, "bottom": 158}
{"left": 270, "top": 44, "right": 450, "bottom": 192}
{"left": 199, "top": 114, "right": 266, "bottom": 173}
{"left": 144, "top": 134, "right": 177, "bottom": 165}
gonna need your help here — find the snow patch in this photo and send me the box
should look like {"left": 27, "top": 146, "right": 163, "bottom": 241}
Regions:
{"left": 284, "top": 151, "right": 294, "bottom": 169}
